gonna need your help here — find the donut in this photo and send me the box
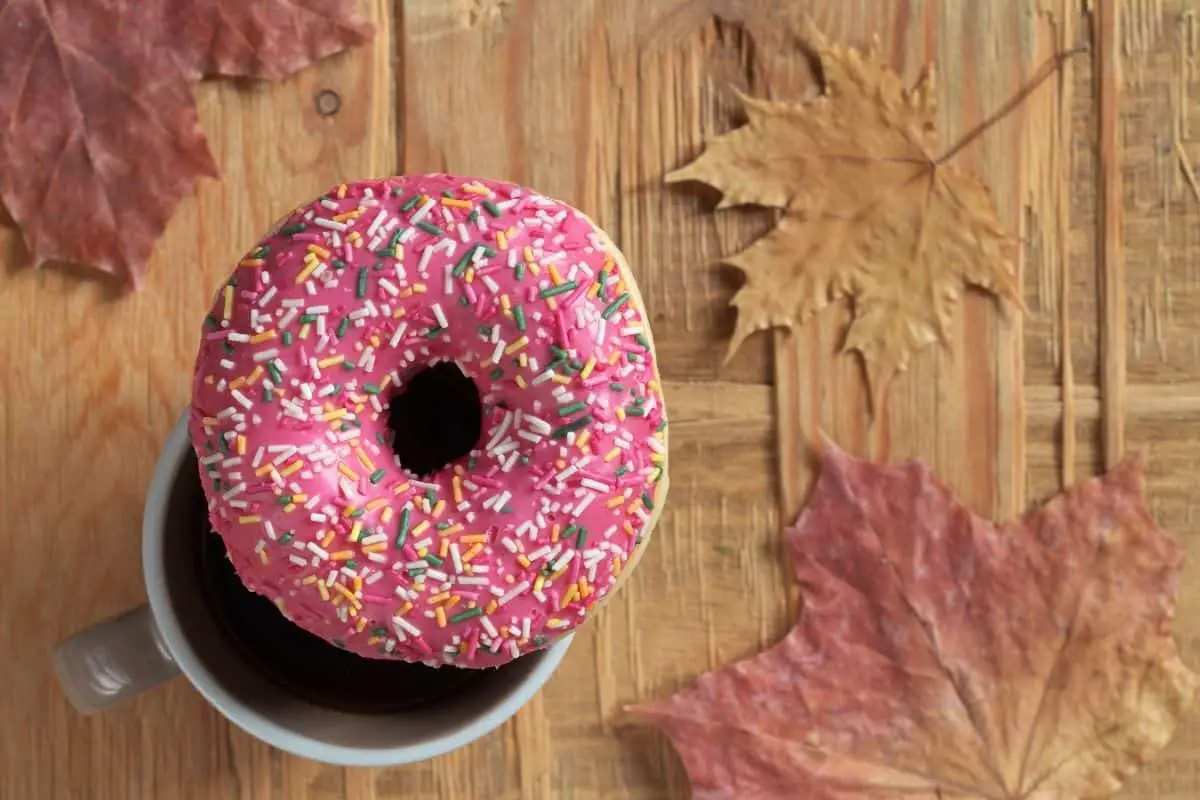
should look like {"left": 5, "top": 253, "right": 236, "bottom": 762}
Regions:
{"left": 188, "top": 175, "right": 669, "bottom": 667}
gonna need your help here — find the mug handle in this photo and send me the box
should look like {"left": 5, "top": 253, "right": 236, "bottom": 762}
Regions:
{"left": 53, "top": 604, "right": 181, "bottom": 713}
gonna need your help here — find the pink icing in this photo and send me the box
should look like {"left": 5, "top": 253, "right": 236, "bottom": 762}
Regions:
{"left": 189, "top": 175, "right": 668, "bottom": 667}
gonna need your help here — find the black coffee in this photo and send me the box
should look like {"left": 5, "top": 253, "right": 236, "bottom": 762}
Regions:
{"left": 167, "top": 452, "right": 504, "bottom": 714}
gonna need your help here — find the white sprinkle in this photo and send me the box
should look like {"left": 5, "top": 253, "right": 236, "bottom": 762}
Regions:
{"left": 481, "top": 616, "right": 499, "bottom": 637}
{"left": 379, "top": 277, "right": 400, "bottom": 296}
{"left": 573, "top": 493, "right": 595, "bottom": 517}
{"left": 581, "top": 477, "right": 609, "bottom": 492}
{"left": 252, "top": 348, "right": 280, "bottom": 363}
{"left": 410, "top": 197, "right": 437, "bottom": 224}
{"left": 314, "top": 217, "right": 349, "bottom": 232}
{"left": 367, "top": 209, "right": 388, "bottom": 238}
{"left": 490, "top": 339, "right": 505, "bottom": 364}
{"left": 231, "top": 389, "right": 253, "bottom": 409}
{"left": 389, "top": 321, "right": 409, "bottom": 348}
{"left": 498, "top": 581, "right": 530, "bottom": 607}
{"left": 432, "top": 303, "right": 449, "bottom": 329}
{"left": 307, "top": 543, "right": 329, "bottom": 559}
{"left": 263, "top": 520, "right": 276, "bottom": 540}
{"left": 393, "top": 615, "right": 421, "bottom": 637}
{"left": 257, "top": 286, "right": 278, "bottom": 308}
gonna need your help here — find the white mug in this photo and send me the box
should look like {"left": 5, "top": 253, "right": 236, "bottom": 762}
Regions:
{"left": 53, "top": 414, "right": 572, "bottom": 766}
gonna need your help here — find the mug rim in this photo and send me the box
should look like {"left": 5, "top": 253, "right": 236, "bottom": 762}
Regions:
{"left": 143, "top": 413, "right": 573, "bottom": 766}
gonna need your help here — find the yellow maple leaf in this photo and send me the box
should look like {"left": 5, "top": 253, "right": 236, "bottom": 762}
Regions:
{"left": 669, "top": 22, "right": 1021, "bottom": 409}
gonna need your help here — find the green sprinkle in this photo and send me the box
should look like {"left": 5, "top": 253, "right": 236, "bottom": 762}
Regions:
{"left": 436, "top": 521, "right": 452, "bottom": 531}
{"left": 395, "top": 508, "right": 411, "bottom": 548}
{"left": 657, "top": 420, "right": 668, "bottom": 432}
{"left": 442, "top": 189, "right": 456, "bottom": 199}
{"left": 552, "top": 416, "right": 592, "bottom": 439}
{"left": 424, "top": 553, "right": 444, "bottom": 567}
{"left": 363, "top": 383, "right": 382, "bottom": 395}
{"left": 450, "top": 607, "right": 484, "bottom": 624}
{"left": 539, "top": 280, "right": 578, "bottom": 299}
{"left": 400, "top": 194, "right": 420, "bottom": 211}
{"left": 467, "top": 457, "right": 477, "bottom": 470}
{"left": 332, "top": 639, "right": 345, "bottom": 649}
{"left": 635, "top": 333, "right": 652, "bottom": 350}
{"left": 280, "top": 532, "right": 295, "bottom": 545}
{"left": 550, "top": 344, "right": 568, "bottom": 358}
{"left": 373, "top": 261, "right": 385, "bottom": 271}
{"left": 417, "top": 221, "right": 442, "bottom": 236}
{"left": 227, "top": 276, "right": 239, "bottom": 287}
{"left": 212, "top": 477, "right": 222, "bottom": 492}
{"left": 369, "top": 469, "right": 386, "bottom": 484}
{"left": 356, "top": 268, "right": 369, "bottom": 298}
{"left": 533, "top": 636, "right": 548, "bottom": 647}
{"left": 204, "top": 315, "right": 219, "bottom": 330}
{"left": 252, "top": 245, "right": 270, "bottom": 258}
{"left": 375, "top": 432, "right": 387, "bottom": 445}
{"left": 453, "top": 248, "right": 475, "bottom": 277}
{"left": 603, "top": 293, "right": 630, "bottom": 319}
{"left": 300, "top": 313, "right": 317, "bottom": 324}
{"left": 222, "top": 341, "right": 234, "bottom": 355}
{"left": 515, "top": 263, "right": 526, "bottom": 281}
{"left": 332, "top": 258, "right": 346, "bottom": 270}
{"left": 217, "top": 437, "right": 229, "bottom": 454}
{"left": 282, "top": 331, "right": 294, "bottom": 346}
{"left": 483, "top": 200, "right": 501, "bottom": 217}
{"left": 563, "top": 524, "right": 579, "bottom": 541}
{"left": 499, "top": 505, "right": 514, "bottom": 514}
{"left": 426, "top": 489, "right": 437, "bottom": 506}
{"left": 407, "top": 568, "right": 425, "bottom": 577}
{"left": 336, "top": 317, "right": 351, "bottom": 339}
{"left": 262, "top": 387, "right": 273, "bottom": 402}
{"left": 557, "top": 402, "right": 586, "bottom": 417}
{"left": 609, "top": 382, "right": 625, "bottom": 391}
{"left": 427, "top": 326, "right": 445, "bottom": 338}
{"left": 514, "top": 305, "right": 526, "bottom": 331}
{"left": 374, "top": 248, "right": 396, "bottom": 258}
{"left": 371, "top": 627, "right": 388, "bottom": 637}
{"left": 615, "top": 465, "right": 629, "bottom": 477}
{"left": 349, "top": 507, "right": 366, "bottom": 518}
{"left": 641, "top": 491, "right": 655, "bottom": 510}
{"left": 490, "top": 367, "right": 505, "bottom": 380}
{"left": 458, "top": 295, "right": 470, "bottom": 306}
{"left": 342, "top": 361, "right": 356, "bottom": 371}
{"left": 390, "top": 229, "right": 404, "bottom": 248}
{"left": 267, "top": 363, "right": 283, "bottom": 384}
{"left": 468, "top": 210, "right": 480, "bottom": 223}
{"left": 282, "top": 223, "right": 307, "bottom": 235}
{"left": 625, "top": 406, "right": 647, "bottom": 417}
{"left": 346, "top": 560, "right": 359, "bottom": 570}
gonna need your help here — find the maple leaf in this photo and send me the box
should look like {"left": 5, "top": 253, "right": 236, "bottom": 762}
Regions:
{"left": 668, "top": 21, "right": 1039, "bottom": 409}
{"left": 0, "top": 0, "right": 372, "bottom": 289}
{"left": 634, "top": 444, "right": 1198, "bottom": 799}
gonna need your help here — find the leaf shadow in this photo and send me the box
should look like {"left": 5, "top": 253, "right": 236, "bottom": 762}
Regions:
{"left": 1, "top": 202, "right": 128, "bottom": 302}
{"left": 613, "top": 716, "right": 692, "bottom": 799}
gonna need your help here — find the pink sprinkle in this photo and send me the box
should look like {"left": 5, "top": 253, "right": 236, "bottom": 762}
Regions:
{"left": 362, "top": 593, "right": 389, "bottom": 604}
{"left": 342, "top": 243, "right": 354, "bottom": 262}
{"left": 466, "top": 631, "right": 480, "bottom": 660}
{"left": 465, "top": 284, "right": 479, "bottom": 304}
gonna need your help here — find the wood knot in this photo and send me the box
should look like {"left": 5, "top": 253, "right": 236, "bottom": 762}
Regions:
{"left": 314, "top": 89, "right": 342, "bottom": 117}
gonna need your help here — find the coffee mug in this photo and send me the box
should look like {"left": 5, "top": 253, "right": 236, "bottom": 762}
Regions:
{"left": 53, "top": 413, "right": 572, "bottom": 766}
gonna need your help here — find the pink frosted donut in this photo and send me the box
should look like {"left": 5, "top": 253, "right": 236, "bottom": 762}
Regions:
{"left": 189, "top": 175, "right": 669, "bottom": 667}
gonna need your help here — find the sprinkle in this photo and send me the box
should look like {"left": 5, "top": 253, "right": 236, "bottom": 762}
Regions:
{"left": 603, "top": 293, "right": 630, "bottom": 319}
{"left": 395, "top": 508, "right": 411, "bottom": 548}
{"left": 539, "top": 280, "right": 578, "bottom": 299}
{"left": 552, "top": 416, "right": 592, "bottom": 439}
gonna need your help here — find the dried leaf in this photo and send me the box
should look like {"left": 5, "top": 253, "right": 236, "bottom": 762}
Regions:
{"left": 668, "top": 22, "right": 1023, "bottom": 408}
{"left": 0, "top": 0, "right": 372, "bottom": 288}
{"left": 634, "top": 444, "right": 1198, "bottom": 799}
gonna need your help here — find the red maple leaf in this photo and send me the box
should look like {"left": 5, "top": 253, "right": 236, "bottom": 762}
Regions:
{"left": 0, "top": 0, "right": 372, "bottom": 288}
{"left": 634, "top": 444, "right": 1198, "bottom": 799}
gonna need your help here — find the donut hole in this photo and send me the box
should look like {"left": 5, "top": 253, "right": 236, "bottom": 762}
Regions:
{"left": 387, "top": 361, "right": 482, "bottom": 477}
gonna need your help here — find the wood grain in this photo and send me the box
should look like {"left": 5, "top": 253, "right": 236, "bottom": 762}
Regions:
{"left": 4, "top": 0, "right": 1200, "bottom": 798}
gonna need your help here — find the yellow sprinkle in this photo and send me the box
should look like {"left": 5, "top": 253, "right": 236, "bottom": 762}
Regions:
{"left": 504, "top": 336, "right": 529, "bottom": 355}
{"left": 412, "top": 283, "right": 428, "bottom": 294}
{"left": 580, "top": 357, "right": 597, "bottom": 380}
{"left": 648, "top": 379, "right": 662, "bottom": 395}
{"left": 551, "top": 374, "right": 571, "bottom": 385}
{"left": 280, "top": 460, "right": 304, "bottom": 477}
{"left": 429, "top": 591, "right": 451, "bottom": 604}
{"left": 347, "top": 607, "right": 358, "bottom": 618}
{"left": 318, "top": 355, "right": 345, "bottom": 369}
{"left": 575, "top": 430, "right": 591, "bottom": 451}
{"left": 435, "top": 607, "right": 447, "bottom": 628}
{"left": 608, "top": 350, "right": 620, "bottom": 365}
{"left": 651, "top": 453, "right": 666, "bottom": 463}
{"left": 342, "top": 506, "right": 358, "bottom": 518}
{"left": 338, "top": 463, "right": 360, "bottom": 481}
{"left": 255, "top": 463, "right": 276, "bottom": 477}
{"left": 330, "top": 550, "right": 355, "bottom": 561}
{"left": 411, "top": 520, "right": 431, "bottom": 537}
{"left": 347, "top": 231, "right": 362, "bottom": 245}
{"left": 246, "top": 366, "right": 264, "bottom": 386}
{"left": 301, "top": 575, "right": 318, "bottom": 586}
{"left": 239, "top": 258, "right": 265, "bottom": 268}
{"left": 381, "top": 507, "right": 395, "bottom": 523}
{"left": 298, "top": 323, "right": 311, "bottom": 339}
{"left": 355, "top": 448, "right": 376, "bottom": 470}
{"left": 616, "top": 407, "right": 627, "bottom": 421}
{"left": 497, "top": 230, "right": 509, "bottom": 249}
{"left": 222, "top": 285, "right": 234, "bottom": 319}
{"left": 365, "top": 498, "right": 388, "bottom": 512}
{"left": 440, "top": 523, "right": 463, "bottom": 537}
{"left": 317, "top": 581, "right": 330, "bottom": 601}
{"left": 349, "top": 521, "right": 363, "bottom": 541}
{"left": 250, "top": 330, "right": 277, "bottom": 344}
{"left": 560, "top": 584, "right": 579, "bottom": 609}
{"left": 393, "top": 482, "right": 411, "bottom": 495}
{"left": 464, "top": 183, "right": 491, "bottom": 195}
{"left": 353, "top": 576, "right": 363, "bottom": 593}
{"left": 534, "top": 575, "right": 546, "bottom": 593}
{"left": 587, "top": 283, "right": 600, "bottom": 299}
{"left": 432, "top": 500, "right": 446, "bottom": 518}
{"left": 546, "top": 297, "right": 558, "bottom": 311}
{"left": 238, "top": 514, "right": 261, "bottom": 524}
{"left": 294, "top": 261, "right": 319, "bottom": 284}
{"left": 367, "top": 636, "right": 382, "bottom": 646}
{"left": 604, "top": 447, "right": 621, "bottom": 463}
{"left": 363, "top": 543, "right": 387, "bottom": 554}
{"left": 320, "top": 529, "right": 336, "bottom": 548}
{"left": 465, "top": 267, "right": 475, "bottom": 283}
{"left": 258, "top": 550, "right": 269, "bottom": 564}
{"left": 548, "top": 264, "right": 564, "bottom": 285}
{"left": 439, "top": 539, "right": 450, "bottom": 558}
{"left": 441, "top": 197, "right": 473, "bottom": 209}
{"left": 523, "top": 247, "right": 536, "bottom": 263}
{"left": 234, "top": 436, "right": 247, "bottom": 456}
{"left": 515, "top": 375, "right": 527, "bottom": 389}
{"left": 518, "top": 353, "right": 528, "bottom": 368}
{"left": 606, "top": 495, "right": 624, "bottom": 510}
{"left": 282, "top": 503, "right": 296, "bottom": 513}
{"left": 486, "top": 600, "right": 498, "bottom": 614}
{"left": 336, "top": 184, "right": 348, "bottom": 199}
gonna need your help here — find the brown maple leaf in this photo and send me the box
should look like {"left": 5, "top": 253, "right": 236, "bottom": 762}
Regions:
{"left": 0, "top": 0, "right": 372, "bottom": 289}
{"left": 668, "top": 22, "right": 1055, "bottom": 409}
{"left": 634, "top": 444, "right": 1198, "bottom": 799}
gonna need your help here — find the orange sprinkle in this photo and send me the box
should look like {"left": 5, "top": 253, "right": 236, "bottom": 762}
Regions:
{"left": 330, "top": 550, "right": 355, "bottom": 561}
{"left": 608, "top": 350, "right": 620, "bottom": 365}
{"left": 381, "top": 507, "right": 395, "bottom": 523}
{"left": 432, "top": 500, "right": 446, "bottom": 518}
{"left": 238, "top": 514, "right": 261, "bottom": 524}
{"left": 393, "top": 482, "right": 411, "bottom": 495}
{"left": 439, "top": 539, "right": 450, "bottom": 558}
{"left": 258, "top": 550, "right": 269, "bottom": 564}
{"left": 280, "top": 460, "right": 304, "bottom": 477}
{"left": 606, "top": 495, "right": 624, "bottom": 510}
{"left": 551, "top": 524, "right": 561, "bottom": 543}
{"left": 318, "top": 355, "right": 345, "bottom": 369}
{"left": 355, "top": 448, "right": 375, "bottom": 470}
{"left": 560, "top": 584, "right": 579, "bottom": 609}
{"left": 440, "top": 523, "right": 463, "bottom": 537}
{"left": 460, "top": 534, "right": 487, "bottom": 544}
{"left": 452, "top": 476, "right": 463, "bottom": 504}
{"left": 517, "top": 555, "right": 532, "bottom": 569}
{"left": 441, "top": 197, "right": 473, "bottom": 209}
{"left": 429, "top": 591, "right": 451, "bottom": 604}
{"left": 353, "top": 576, "right": 363, "bottom": 593}
{"left": 462, "top": 543, "right": 484, "bottom": 562}
{"left": 246, "top": 366, "right": 264, "bottom": 385}
{"left": 347, "top": 607, "right": 358, "bottom": 618}
{"left": 317, "top": 581, "right": 330, "bottom": 601}
{"left": 504, "top": 336, "right": 529, "bottom": 355}
{"left": 548, "top": 264, "right": 564, "bottom": 285}
{"left": 338, "top": 463, "right": 359, "bottom": 481}
{"left": 366, "top": 498, "right": 388, "bottom": 512}
{"left": 250, "top": 330, "right": 277, "bottom": 344}
{"left": 497, "top": 231, "right": 509, "bottom": 249}
{"left": 236, "top": 435, "right": 247, "bottom": 455}
{"left": 398, "top": 602, "right": 413, "bottom": 616}
{"left": 515, "top": 375, "right": 528, "bottom": 389}
{"left": 623, "top": 521, "right": 636, "bottom": 537}
{"left": 486, "top": 600, "right": 499, "bottom": 614}
{"left": 255, "top": 463, "right": 276, "bottom": 477}
{"left": 320, "top": 530, "right": 336, "bottom": 548}
{"left": 363, "top": 543, "right": 387, "bottom": 554}
{"left": 435, "top": 607, "right": 447, "bottom": 628}
{"left": 336, "top": 184, "right": 348, "bottom": 199}
{"left": 615, "top": 407, "right": 627, "bottom": 421}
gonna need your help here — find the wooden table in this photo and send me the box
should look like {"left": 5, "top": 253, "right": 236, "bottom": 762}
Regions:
{"left": 4, "top": 0, "right": 1200, "bottom": 797}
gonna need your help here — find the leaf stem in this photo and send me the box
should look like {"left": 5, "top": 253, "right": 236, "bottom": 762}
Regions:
{"left": 936, "top": 46, "right": 1087, "bottom": 166}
